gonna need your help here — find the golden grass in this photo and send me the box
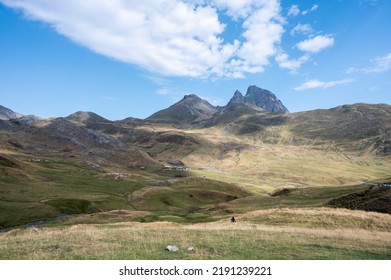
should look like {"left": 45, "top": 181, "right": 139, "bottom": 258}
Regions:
{"left": 151, "top": 125, "right": 391, "bottom": 191}
{"left": 1, "top": 208, "right": 390, "bottom": 260}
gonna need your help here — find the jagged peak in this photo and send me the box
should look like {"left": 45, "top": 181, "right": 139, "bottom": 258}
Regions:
{"left": 233, "top": 90, "right": 244, "bottom": 99}
{"left": 244, "top": 85, "right": 289, "bottom": 114}
{"left": 245, "top": 85, "right": 273, "bottom": 97}
{"left": 227, "top": 90, "right": 245, "bottom": 106}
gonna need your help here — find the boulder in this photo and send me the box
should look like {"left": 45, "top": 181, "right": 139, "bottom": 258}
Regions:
{"left": 166, "top": 245, "right": 179, "bottom": 252}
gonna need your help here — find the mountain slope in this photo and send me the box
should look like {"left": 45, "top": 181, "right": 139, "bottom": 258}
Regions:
{"left": 0, "top": 105, "right": 23, "bottom": 120}
{"left": 147, "top": 94, "right": 218, "bottom": 125}
{"left": 289, "top": 103, "right": 391, "bottom": 155}
{"left": 67, "top": 111, "right": 110, "bottom": 125}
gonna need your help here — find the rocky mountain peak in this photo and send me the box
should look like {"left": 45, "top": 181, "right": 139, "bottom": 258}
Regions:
{"left": 178, "top": 94, "right": 208, "bottom": 107}
{"left": 227, "top": 90, "right": 245, "bottom": 106}
{"left": 0, "top": 105, "right": 23, "bottom": 120}
{"left": 67, "top": 111, "right": 109, "bottom": 124}
{"left": 244, "top": 85, "right": 289, "bottom": 114}
{"left": 147, "top": 94, "right": 217, "bottom": 124}
{"left": 183, "top": 94, "right": 200, "bottom": 100}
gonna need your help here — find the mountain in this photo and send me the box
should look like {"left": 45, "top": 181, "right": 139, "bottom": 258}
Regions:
{"left": 207, "top": 86, "right": 288, "bottom": 127}
{"left": 227, "top": 90, "right": 245, "bottom": 106}
{"left": 225, "top": 85, "right": 289, "bottom": 114}
{"left": 147, "top": 86, "right": 288, "bottom": 126}
{"left": 147, "top": 94, "right": 218, "bottom": 125}
{"left": 1, "top": 87, "right": 390, "bottom": 161}
{"left": 0, "top": 105, "right": 23, "bottom": 120}
{"left": 243, "top": 85, "right": 289, "bottom": 113}
{"left": 289, "top": 103, "right": 391, "bottom": 155}
{"left": 67, "top": 111, "right": 110, "bottom": 125}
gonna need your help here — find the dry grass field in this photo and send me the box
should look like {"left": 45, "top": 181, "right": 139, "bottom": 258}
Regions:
{"left": 1, "top": 208, "right": 390, "bottom": 260}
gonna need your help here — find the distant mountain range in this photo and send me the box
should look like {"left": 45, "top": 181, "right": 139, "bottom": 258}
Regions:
{"left": 1, "top": 85, "right": 390, "bottom": 170}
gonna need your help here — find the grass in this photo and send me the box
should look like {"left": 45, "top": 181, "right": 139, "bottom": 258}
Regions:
{"left": 0, "top": 151, "right": 389, "bottom": 229}
{"left": 1, "top": 208, "right": 390, "bottom": 260}
{"left": 0, "top": 158, "right": 160, "bottom": 227}
{"left": 181, "top": 126, "right": 391, "bottom": 193}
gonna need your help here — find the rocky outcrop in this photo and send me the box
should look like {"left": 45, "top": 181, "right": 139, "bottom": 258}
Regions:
{"left": 243, "top": 85, "right": 289, "bottom": 114}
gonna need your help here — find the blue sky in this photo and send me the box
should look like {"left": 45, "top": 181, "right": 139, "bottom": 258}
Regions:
{"left": 1, "top": 0, "right": 390, "bottom": 120}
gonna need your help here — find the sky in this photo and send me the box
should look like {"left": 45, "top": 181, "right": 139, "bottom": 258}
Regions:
{"left": 0, "top": 0, "right": 390, "bottom": 120}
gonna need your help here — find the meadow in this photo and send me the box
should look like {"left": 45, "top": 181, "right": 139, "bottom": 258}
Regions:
{"left": 1, "top": 208, "right": 390, "bottom": 260}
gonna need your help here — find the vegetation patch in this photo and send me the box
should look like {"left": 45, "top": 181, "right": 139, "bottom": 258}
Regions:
{"left": 46, "top": 199, "right": 92, "bottom": 215}
{"left": 270, "top": 188, "right": 296, "bottom": 197}
{"left": 0, "top": 155, "right": 19, "bottom": 168}
{"left": 328, "top": 187, "right": 391, "bottom": 214}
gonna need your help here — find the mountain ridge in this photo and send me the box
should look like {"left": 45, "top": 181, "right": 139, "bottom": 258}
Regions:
{"left": 146, "top": 93, "right": 218, "bottom": 125}
{"left": 147, "top": 85, "right": 289, "bottom": 126}
{"left": 1, "top": 84, "right": 390, "bottom": 159}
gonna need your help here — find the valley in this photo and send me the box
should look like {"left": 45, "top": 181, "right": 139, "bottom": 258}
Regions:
{"left": 0, "top": 86, "right": 390, "bottom": 259}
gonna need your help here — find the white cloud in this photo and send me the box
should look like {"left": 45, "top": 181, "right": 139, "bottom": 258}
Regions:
{"left": 294, "top": 78, "right": 354, "bottom": 91}
{"left": 302, "top": 4, "right": 318, "bottom": 15}
{"left": 290, "top": 23, "right": 313, "bottom": 36}
{"left": 288, "top": 5, "right": 300, "bottom": 17}
{"left": 364, "top": 52, "right": 391, "bottom": 73}
{"left": 0, "top": 0, "right": 284, "bottom": 79}
{"left": 311, "top": 4, "right": 319, "bottom": 11}
{"left": 275, "top": 53, "right": 309, "bottom": 72}
{"left": 345, "top": 52, "right": 391, "bottom": 74}
{"left": 212, "top": 0, "right": 273, "bottom": 19}
{"left": 296, "top": 35, "right": 334, "bottom": 53}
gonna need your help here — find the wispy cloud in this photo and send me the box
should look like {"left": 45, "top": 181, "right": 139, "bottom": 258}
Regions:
{"left": 148, "top": 76, "right": 184, "bottom": 101}
{"left": 287, "top": 4, "right": 318, "bottom": 17}
{"left": 0, "top": 0, "right": 284, "bottom": 79}
{"left": 364, "top": 52, "right": 391, "bottom": 73}
{"left": 290, "top": 23, "right": 314, "bottom": 36}
{"left": 360, "top": 0, "right": 378, "bottom": 6}
{"left": 287, "top": 5, "right": 300, "bottom": 17}
{"left": 294, "top": 78, "right": 354, "bottom": 91}
{"left": 302, "top": 4, "right": 318, "bottom": 15}
{"left": 345, "top": 52, "right": 391, "bottom": 74}
{"left": 296, "top": 35, "right": 334, "bottom": 53}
